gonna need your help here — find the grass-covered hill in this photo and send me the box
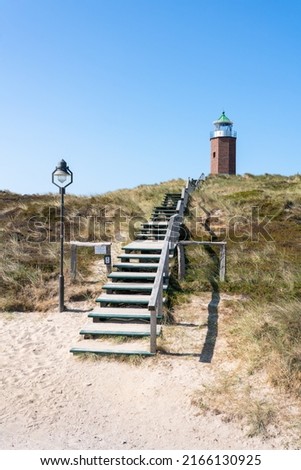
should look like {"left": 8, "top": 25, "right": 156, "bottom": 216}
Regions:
{"left": 179, "top": 173, "right": 301, "bottom": 408}
{"left": 1, "top": 173, "right": 301, "bottom": 433}
{"left": 1, "top": 173, "right": 301, "bottom": 311}
{"left": 0, "top": 179, "right": 185, "bottom": 312}
{"left": 184, "top": 173, "right": 301, "bottom": 302}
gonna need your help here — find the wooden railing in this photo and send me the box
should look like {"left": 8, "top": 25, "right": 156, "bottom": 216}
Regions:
{"left": 148, "top": 178, "right": 195, "bottom": 353}
{"left": 177, "top": 241, "right": 227, "bottom": 282}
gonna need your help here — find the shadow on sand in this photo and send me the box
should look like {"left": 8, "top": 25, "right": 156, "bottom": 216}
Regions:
{"left": 198, "top": 225, "right": 221, "bottom": 362}
{"left": 199, "top": 288, "right": 220, "bottom": 363}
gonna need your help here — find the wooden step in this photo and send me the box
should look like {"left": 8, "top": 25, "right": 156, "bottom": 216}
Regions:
{"left": 160, "top": 211, "right": 176, "bottom": 214}
{"left": 153, "top": 207, "right": 177, "bottom": 211}
{"left": 108, "top": 272, "right": 157, "bottom": 280}
{"left": 136, "top": 234, "right": 166, "bottom": 239}
{"left": 142, "top": 222, "right": 169, "bottom": 227}
{"left": 136, "top": 232, "right": 166, "bottom": 236}
{"left": 151, "top": 217, "right": 171, "bottom": 221}
{"left": 162, "top": 198, "right": 180, "bottom": 202}
{"left": 96, "top": 294, "right": 151, "bottom": 304}
{"left": 70, "top": 341, "right": 154, "bottom": 357}
{"left": 113, "top": 263, "right": 159, "bottom": 270}
{"left": 88, "top": 308, "right": 162, "bottom": 320}
{"left": 79, "top": 322, "right": 161, "bottom": 337}
{"left": 102, "top": 283, "right": 167, "bottom": 291}
{"left": 118, "top": 254, "right": 161, "bottom": 260}
{"left": 152, "top": 211, "right": 176, "bottom": 215}
{"left": 139, "top": 230, "right": 167, "bottom": 235}
{"left": 103, "top": 283, "right": 157, "bottom": 291}
{"left": 137, "top": 229, "right": 167, "bottom": 233}
{"left": 162, "top": 202, "right": 180, "bottom": 205}
{"left": 122, "top": 241, "right": 164, "bottom": 251}
{"left": 140, "top": 226, "right": 167, "bottom": 231}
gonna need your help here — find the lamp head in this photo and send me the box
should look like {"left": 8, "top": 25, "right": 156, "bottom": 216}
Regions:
{"left": 52, "top": 159, "right": 73, "bottom": 189}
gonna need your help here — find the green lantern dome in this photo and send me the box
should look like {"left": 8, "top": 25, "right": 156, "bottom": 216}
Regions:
{"left": 213, "top": 111, "right": 233, "bottom": 126}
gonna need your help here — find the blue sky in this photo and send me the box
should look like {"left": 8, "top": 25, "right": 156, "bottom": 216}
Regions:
{"left": 0, "top": 0, "right": 300, "bottom": 195}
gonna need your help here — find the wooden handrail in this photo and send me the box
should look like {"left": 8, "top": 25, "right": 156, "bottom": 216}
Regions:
{"left": 148, "top": 214, "right": 180, "bottom": 353}
{"left": 148, "top": 178, "right": 196, "bottom": 353}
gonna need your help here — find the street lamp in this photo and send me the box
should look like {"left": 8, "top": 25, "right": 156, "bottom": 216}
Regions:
{"left": 52, "top": 159, "right": 73, "bottom": 312}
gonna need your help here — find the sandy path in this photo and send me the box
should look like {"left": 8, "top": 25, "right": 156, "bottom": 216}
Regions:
{"left": 0, "top": 304, "right": 291, "bottom": 450}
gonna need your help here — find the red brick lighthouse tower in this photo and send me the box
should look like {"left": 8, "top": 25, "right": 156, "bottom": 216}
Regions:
{"left": 210, "top": 111, "right": 237, "bottom": 175}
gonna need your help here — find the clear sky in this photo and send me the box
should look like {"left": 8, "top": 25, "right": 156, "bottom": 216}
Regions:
{"left": 0, "top": 0, "right": 301, "bottom": 195}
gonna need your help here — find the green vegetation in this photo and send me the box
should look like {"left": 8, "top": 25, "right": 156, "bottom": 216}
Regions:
{"left": 0, "top": 179, "right": 184, "bottom": 311}
{"left": 183, "top": 174, "right": 301, "bottom": 302}
{"left": 180, "top": 174, "right": 301, "bottom": 438}
{"left": 2, "top": 173, "right": 301, "bottom": 438}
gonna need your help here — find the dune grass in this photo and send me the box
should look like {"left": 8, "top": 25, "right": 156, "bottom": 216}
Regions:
{"left": 2, "top": 174, "right": 301, "bottom": 441}
{"left": 183, "top": 173, "right": 301, "bottom": 301}
{"left": 180, "top": 174, "right": 301, "bottom": 438}
{"left": 2, "top": 174, "right": 301, "bottom": 432}
{"left": 0, "top": 179, "right": 184, "bottom": 311}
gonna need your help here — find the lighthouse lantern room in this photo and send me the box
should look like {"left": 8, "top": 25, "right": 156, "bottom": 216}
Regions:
{"left": 210, "top": 111, "right": 237, "bottom": 175}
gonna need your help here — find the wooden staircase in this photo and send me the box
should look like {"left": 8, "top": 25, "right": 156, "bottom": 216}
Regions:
{"left": 70, "top": 180, "right": 196, "bottom": 357}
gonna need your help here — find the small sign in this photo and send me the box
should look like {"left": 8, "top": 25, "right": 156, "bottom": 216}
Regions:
{"left": 95, "top": 245, "right": 107, "bottom": 255}
{"left": 104, "top": 255, "right": 111, "bottom": 265}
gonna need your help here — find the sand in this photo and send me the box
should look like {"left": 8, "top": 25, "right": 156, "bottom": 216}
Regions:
{"left": 0, "top": 296, "right": 297, "bottom": 450}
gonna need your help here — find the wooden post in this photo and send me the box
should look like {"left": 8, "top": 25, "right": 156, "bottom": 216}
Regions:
{"left": 150, "top": 276, "right": 163, "bottom": 354}
{"left": 220, "top": 243, "right": 226, "bottom": 281}
{"left": 70, "top": 244, "right": 77, "bottom": 281}
{"left": 105, "top": 245, "right": 112, "bottom": 275}
{"left": 163, "top": 248, "right": 169, "bottom": 283}
{"left": 177, "top": 243, "right": 185, "bottom": 280}
{"left": 150, "top": 307, "right": 157, "bottom": 354}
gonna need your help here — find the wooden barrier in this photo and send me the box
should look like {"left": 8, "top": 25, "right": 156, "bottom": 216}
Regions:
{"left": 69, "top": 241, "right": 112, "bottom": 280}
{"left": 177, "top": 241, "right": 227, "bottom": 282}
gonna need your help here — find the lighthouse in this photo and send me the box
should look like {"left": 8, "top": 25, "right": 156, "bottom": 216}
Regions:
{"left": 210, "top": 111, "right": 237, "bottom": 175}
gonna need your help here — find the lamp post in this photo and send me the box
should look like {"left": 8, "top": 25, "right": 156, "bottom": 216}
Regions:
{"left": 52, "top": 159, "right": 73, "bottom": 312}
